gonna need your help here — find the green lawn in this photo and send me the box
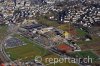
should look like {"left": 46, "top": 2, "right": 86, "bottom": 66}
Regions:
{"left": 0, "top": 25, "right": 8, "bottom": 40}
{"left": 76, "top": 28, "right": 87, "bottom": 37}
{"left": 76, "top": 37, "right": 100, "bottom": 45}
{"left": 36, "top": 16, "right": 59, "bottom": 27}
{"left": 6, "top": 43, "right": 49, "bottom": 60}
{"left": 42, "top": 54, "right": 78, "bottom": 66}
{"left": 48, "top": 63, "right": 78, "bottom": 66}
{"left": 71, "top": 51, "right": 99, "bottom": 62}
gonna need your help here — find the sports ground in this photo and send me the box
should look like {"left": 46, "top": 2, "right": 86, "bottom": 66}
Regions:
{"left": 5, "top": 34, "right": 78, "bottom": 66}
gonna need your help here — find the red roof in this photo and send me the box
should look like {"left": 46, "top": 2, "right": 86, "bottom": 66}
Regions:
{"left": 57, "top": 44, "right": 73, "bottom": 52}
{"left": 0, "top": 63, "right": 5, "bottom": 66}
{"left": 11, "top": 63, "right": 15, "bottom": 66}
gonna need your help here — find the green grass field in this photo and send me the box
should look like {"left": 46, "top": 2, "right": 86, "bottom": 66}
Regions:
{"left": 36, "top": 16, "right": 59, "bottom": 27}
{"left": 76, "top": 28, "right": 87, "bottom": 37}
{"left": 57, "top": 24, "right": 70, "bottom": 31}
{"left": 76, "top": 36, "right": 100, "bottom": 45}
{"left": 5, "top": 34, "right": 78, "bottom": 66}
{"left": 71, "top": 51, "right": 99, "bottom": 62}
{"left": 0, "top": 25, "right": 8, "bottom": 40}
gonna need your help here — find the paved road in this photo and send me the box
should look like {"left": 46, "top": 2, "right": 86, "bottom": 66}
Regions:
{"left": 0, "top": 24, "right": 18, "bottom": 63}
{"left": 0, "top": 52, "right": 9, "bottom": 63}
{"left": 0, "top": 37, "right": 11, "bottom": 63}
{"left": 0, "top": 42, "right": 9, "bottom": 64}
{"left": 0, "top": 52, "right": 5, "bottom": 63}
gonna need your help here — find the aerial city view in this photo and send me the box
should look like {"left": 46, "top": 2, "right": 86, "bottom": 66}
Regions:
{"left": 0, "top": 0, "right": 100, "bottom": 66}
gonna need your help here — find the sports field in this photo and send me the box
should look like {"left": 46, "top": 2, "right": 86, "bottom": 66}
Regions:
{"left": 5, "top": 34, "right": 78, "bottom": 66}
{"left": 6, "top": 34, "right": 49, "bottom": 61}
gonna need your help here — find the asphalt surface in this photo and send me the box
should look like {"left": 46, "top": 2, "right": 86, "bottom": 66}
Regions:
{"left": 0, "top": 42, "right": 8, "bottom": 64}
{"left": 0, "top": 24, "right": 18, "bottom": 63}
{"left": 0, "top": 39, "right": 11, "bottom": 64}
{"left": 0, "top": 52, "right": 8, "bottom": 63}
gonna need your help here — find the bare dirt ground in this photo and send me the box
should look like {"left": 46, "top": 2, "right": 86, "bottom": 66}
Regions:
{"left": 80, "top": 41, "right": 100, "bottom": 56}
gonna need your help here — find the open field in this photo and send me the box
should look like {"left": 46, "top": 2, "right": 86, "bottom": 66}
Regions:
{"left": 6, "top": 34, "right": 49, "bottom": 61}
{"left": 80, "top": 40, "right": 100, "bottom": 56}
{"left": 70, "top": 51, "right": 99, "bottom": 62}
{"left": 0, "top": 25, "right": 8, "bottom": 40}
{"left": 36, "top": 16, "right": 59, "bottom": 27}
{"left": 42, "top": 53, "right": 78, "bottom": 66}
{"left": 80, "top": 40, "right": 100, "bottom": 50}
{"left": 76, "top": 37, "right": 100, "bottom": 45}
{"left": 47, "top": 62, "right": 78, "bottom": 66}
{"left": 76, "top": 28, "right": 87, "bottom": 37}
{"left": 5, "top": 34, "right": 78, "bottom": 66}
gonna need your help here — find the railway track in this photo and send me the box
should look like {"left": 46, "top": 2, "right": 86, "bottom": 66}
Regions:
{"left": 0, "top": 58, "right": 3, "bottom": 64}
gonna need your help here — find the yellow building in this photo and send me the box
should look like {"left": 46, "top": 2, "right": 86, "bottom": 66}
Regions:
{"left": 63, "top": 31, "right": 70, "bottom": 39}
